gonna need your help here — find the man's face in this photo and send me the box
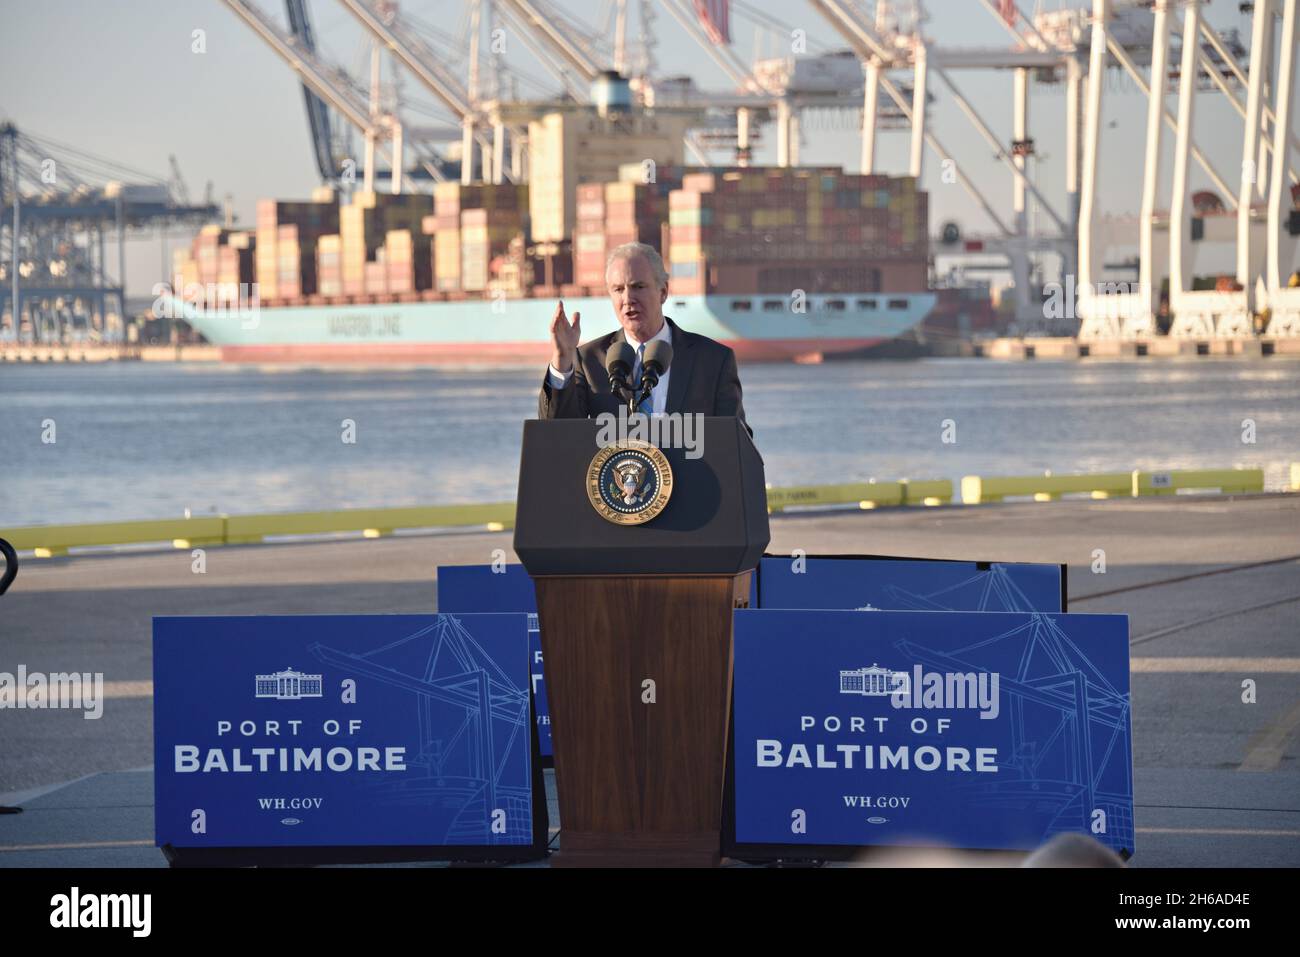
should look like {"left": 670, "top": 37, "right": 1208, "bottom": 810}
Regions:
{"left": 606, "top": 254, "right": 667, "bottom": 343}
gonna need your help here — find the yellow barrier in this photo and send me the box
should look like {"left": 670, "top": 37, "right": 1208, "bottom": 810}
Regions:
{"left": 223, "top": 504, "right": 516, "bottom": 544}
{"left": 961, "top": 472, "right": 1132, "bottom": 504}
{"left": 1131, "top": 468, "right": 1264, "bottom": 497}
{"left": 1, "top": 505, "right": 516, "bottom": 557}
{"left": 0, "top": 517, "right": 226, "bottom": 558}
{"left": 0, "top": 469, "right": 1275, "bottom": 555}
{"left": 899, "top": 479, "right": 954, "bottom": 507}
{"left": 765, "top": 481, "right": 904, "bottom": 513}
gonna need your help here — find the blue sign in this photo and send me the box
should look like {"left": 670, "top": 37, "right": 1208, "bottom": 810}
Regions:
{"left": 154, "top": 614, "right": 535, "bottom": 848}
{"left": 437, "top": 565, "right": 550, "bottom": 758}
{"left": 758, "top": 557, "right": 1063, "bottom": 613}
{"left": 436, "top": 563, "right": 760, "bottom": 761}
{"left": 732, "top": 609, "right": 1133, "bottom": 855}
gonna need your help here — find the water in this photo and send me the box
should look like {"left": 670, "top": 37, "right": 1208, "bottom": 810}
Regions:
{"left": 2, "top": 358, "right": 1299, "bottom": 527}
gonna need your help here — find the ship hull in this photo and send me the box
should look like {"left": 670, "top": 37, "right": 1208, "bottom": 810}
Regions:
{"left": 179, "top": 291, "right": 936, "bottom": 365}
{"left": 217, "top": 336, "right": 895, "bottom": 364}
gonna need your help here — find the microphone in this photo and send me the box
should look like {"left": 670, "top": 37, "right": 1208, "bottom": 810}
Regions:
{"left": 631, "top": 339, "right": 673, "bottom": 413}
{"left": 640, "top": 339, "right": 673, "bottom": 390}
{"left": 606, "top": 341, "right": 636, "bottom": 400}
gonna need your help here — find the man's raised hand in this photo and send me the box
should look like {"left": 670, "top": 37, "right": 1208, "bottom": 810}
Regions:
{"left": 550, "top": 300, "right": 580, "bottom": 373}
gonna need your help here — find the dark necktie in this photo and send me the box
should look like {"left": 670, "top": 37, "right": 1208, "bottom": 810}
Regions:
{"left": 632, "top": 343, "right": 653, "bottom": 414}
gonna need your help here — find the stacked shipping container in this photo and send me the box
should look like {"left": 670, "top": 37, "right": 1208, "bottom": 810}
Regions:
{"left": 427, "top": 183, "right": 527, "bottom": 293}
{"left": 461, "top": 207, "right": 524, "bottom": 293}
{"left": 172, "top": 247, "right": 199, "bottom": 296}
{"left": 667, "top": 168, "right": 928, "bottom": 296}
{"left": 177, "top": 164, "right": 928, "bottom": 312}
{"left": 191, "top": 225, "right": 230, "bottom": 289}
{"left": 339, "top": 191, "right": 432, "bottom": 299}
{"left": 573, "top": 183, "right": 606, "bottom": 288}
{"left": 429, "top": 182, "right": 467, "bottom": 293}
{"left": 172, "top": 226, "right": 254, "bottom": 305}
{"left": 221, "top": 230, "right": 255, "bottom": 290}
{"left": 526, "top": 110, "right": 692, "bottom": 242}
{"left": 316, "top": 235, "right": 342, "bottom": 299}
{"left": 572, "top": 166, "right": 685, "bottom": 291}
{"left": 384, "top": 229, "right": 430, "bottom": 298}
{"left": 256, "top": 193, "right": 338, "bottom": 301}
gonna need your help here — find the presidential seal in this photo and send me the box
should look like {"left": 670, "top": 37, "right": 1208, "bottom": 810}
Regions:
{"left": 586, "top": 440, "right": 673, "bottom": 525}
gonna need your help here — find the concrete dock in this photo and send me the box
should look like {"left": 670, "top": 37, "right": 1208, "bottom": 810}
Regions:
{"left": 2, "top": 493, "right": 1297, "bottom": 867}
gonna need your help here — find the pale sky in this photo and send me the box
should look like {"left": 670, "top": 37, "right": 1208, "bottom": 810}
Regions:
{"left": 0, "top": 0, "right": 1282, "bottom": 297}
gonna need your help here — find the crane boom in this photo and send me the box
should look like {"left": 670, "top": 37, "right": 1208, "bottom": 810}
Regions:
{"left": 217, "top": 0, "right": 378, "bottom": 133}
{"left": 284, "top": 0, "right": 339, "bottom": 180}
{"left": 498, "top": 0, "right": 605, "bottom": 82}
{"left": 334, "top": 0, "right": 474, "bottom": 118}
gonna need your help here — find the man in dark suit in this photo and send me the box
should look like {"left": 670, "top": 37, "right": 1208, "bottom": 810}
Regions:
{"left": 538, "top": 242, "right": 752, "bottom": 437}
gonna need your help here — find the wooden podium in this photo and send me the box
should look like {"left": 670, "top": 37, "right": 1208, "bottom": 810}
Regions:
{"left": 514, "top": 417, "right": 769, "bottom": 866}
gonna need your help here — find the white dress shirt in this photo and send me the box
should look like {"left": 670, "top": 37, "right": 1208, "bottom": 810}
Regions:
{"left": 547, "top": 320, "right": 673, "bottom": 414}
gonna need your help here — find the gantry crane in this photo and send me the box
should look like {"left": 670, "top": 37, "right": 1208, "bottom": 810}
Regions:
{"left": 284, "top": 0, "right": 343, "bottom": 181}
{"left": 218, "top": 0, "right": 462, "bottom": 191}
{"left": 2, "top": 124, "right": 217, "bottom": 344}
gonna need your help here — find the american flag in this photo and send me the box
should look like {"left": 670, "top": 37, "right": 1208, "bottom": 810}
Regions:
{"left": 999, "top": 0, "right": 1020, "bottom": 27}
{"left": 693, "top": 0, "right": 731, "bottom": 46}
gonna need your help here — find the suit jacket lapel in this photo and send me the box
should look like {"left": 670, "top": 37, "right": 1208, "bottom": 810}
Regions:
{"left": 664, "top": 316, "right": 694, "bottom": 413}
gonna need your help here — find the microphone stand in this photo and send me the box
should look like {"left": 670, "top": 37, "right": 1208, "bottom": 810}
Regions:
{"left": 629, "top": 369, "right": 659, "bottom": 416}
{"left": 609, "top": 372, "right": 633, "bottom": 412}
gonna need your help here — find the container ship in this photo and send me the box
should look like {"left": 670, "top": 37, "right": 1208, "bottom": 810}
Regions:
{"left": 175, "top": 162, "right": 934, "bottom": 365}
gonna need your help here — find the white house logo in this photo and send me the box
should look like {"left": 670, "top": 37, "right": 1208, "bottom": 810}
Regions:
{"left": 840, "top": 664, "right": 910, "bottom": 697}
{"left": 254, "top": 667, "right": 323, "bottom": 700}
{"left": 838, "top": 664, "right": 1001, "bottom": 719}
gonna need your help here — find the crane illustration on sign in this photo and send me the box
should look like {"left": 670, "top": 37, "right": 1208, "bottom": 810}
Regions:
{"left": 309, "top": 615, "right": 532, "bottom": 846}
{"left": 890, "top": 612, "right": 1133, "bottom": 854}
{"left": 864, "top": 563, "right": 1047, "bottom": 614}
